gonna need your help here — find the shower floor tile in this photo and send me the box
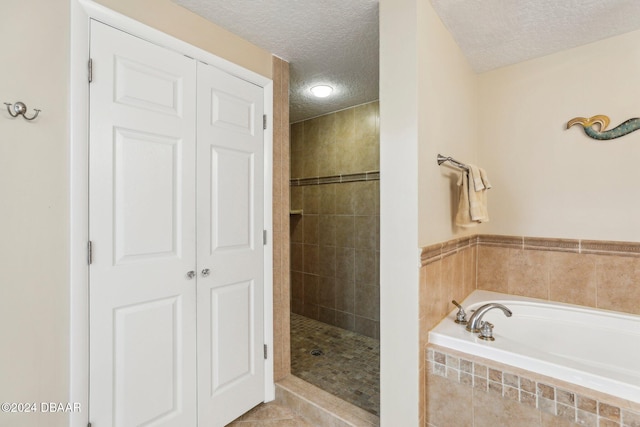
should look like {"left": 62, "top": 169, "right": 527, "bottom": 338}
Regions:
{"left": 290, "top": 313, "right": 380, "bottom": 416}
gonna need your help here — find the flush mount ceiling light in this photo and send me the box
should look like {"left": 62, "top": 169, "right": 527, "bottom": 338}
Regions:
{"left": 310, "top": 85, "right": 333, "bottom": 98}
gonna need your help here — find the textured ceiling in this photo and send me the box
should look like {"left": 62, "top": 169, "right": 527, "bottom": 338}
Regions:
{"left": 174, "top": 0, "right": 640, "bottom": 123}
{"left": 174, "top": 0, "right": 379, "bottom": 123}
{"left": 430, "top": 0, "right": 640, "bottom": 73}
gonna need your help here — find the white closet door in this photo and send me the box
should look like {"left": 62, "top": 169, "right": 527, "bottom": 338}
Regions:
{"left": 89, "top": 20, "right": 197, "bottom": 427}
{"left": 196, "top": 62, "right": 265, "bottom": 427}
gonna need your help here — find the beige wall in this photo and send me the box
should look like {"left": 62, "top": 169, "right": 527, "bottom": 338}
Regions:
{"left": 418, "top": 1, "right": 479, "bottom": 247}
{"left": 1, "top": 2, "right": 274, "bottom": 426}
{"left": 380, "top": 0, "right": 478, "bottom": 422}
{"left": 416, "top": 14, "right": 640, "bottom": 246}
{"left": 94, "top": 0, "right": 272, "bottom": 78}
{"left": 478, "top": 29, "right": 640, "bottom": 242}
{"left": 0, "top": 1, "right": 70, "bottom": 426}
{"left": 379, "top": 0, "right": 420, "bottom": 423}
{"left": 380, "top": 0, "right": 479, "bottom": 423}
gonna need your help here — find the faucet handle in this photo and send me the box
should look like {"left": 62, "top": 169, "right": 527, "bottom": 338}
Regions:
{"left": 478, "top": 321, "right": 495, "bottom": 341}
{"left": 451, "top": 300, "right": 468, "bottom": 325}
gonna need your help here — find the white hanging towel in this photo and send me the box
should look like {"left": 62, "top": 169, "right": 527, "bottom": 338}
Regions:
{"left": 455, "top": 165, "right": 491, "bottom": 227}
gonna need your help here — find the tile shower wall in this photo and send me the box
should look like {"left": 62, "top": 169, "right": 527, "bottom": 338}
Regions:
{"left": 290, "top": 101, "right": 380, "bottom": 339}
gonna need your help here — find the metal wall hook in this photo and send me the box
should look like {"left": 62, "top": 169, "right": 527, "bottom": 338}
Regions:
{"left": 4, "top": 102, "right": 41, "bottom": 121}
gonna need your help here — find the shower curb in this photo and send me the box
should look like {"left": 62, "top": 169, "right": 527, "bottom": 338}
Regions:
{"left": 275, "top": 375, "right": 380, "bottom": 427}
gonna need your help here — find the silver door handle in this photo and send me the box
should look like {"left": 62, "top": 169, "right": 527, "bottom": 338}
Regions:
{"left": 201, "top": 268, "right": 210, "bottom": 277}
{"left": 186, "top": 271, "right": 195, "bottom": 279}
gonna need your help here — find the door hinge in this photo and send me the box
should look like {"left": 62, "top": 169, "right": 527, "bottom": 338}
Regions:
{"left": 263, "top": 230, "right": 267, "bottom": 245}
{"left": 264, "top": 344, "right": 268, "bottom": 360}
{"left": 88, "top": 241, "right": 93, "bottom": 265}
{"left": 263, "top": 114, "right": 267, "bottom": 130}
{"left": 88, "top": 58, "right": 93, "bottom": 83}
{"left": 88, "top": 423, "right": 92, "bottom": 427}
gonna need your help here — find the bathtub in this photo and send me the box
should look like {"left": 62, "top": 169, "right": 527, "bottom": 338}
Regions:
{"left": 428, "top": 290, "right": 640, "bottom": 403}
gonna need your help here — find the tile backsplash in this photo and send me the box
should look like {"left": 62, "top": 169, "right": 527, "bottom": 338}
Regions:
{"left": 420, "top": 235, "right": 640, "bottom": 321}
{"left": 474, "top": 235, "right": 640, "bottom": 316}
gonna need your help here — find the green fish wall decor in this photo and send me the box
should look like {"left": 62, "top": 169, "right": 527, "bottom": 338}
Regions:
{"left": 567, "top": 115, "right": 640, "bottom": 140}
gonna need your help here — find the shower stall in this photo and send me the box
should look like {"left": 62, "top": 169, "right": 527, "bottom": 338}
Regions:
{"left": 289, "top": 101, "right": 380, "bottom": 415}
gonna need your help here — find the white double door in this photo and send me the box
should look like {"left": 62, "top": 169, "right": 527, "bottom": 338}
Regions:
{"left": 88, "top": 21, "right": 265, "bottom": 427}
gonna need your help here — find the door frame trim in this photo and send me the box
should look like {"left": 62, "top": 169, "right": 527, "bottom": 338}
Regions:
{"left": 69, "top": 2, "right": 274, "bottom": 425}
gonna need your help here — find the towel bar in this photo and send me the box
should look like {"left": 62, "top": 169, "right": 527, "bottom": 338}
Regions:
{"left": 437, "top": 154, "right": 469, "bottom": 170}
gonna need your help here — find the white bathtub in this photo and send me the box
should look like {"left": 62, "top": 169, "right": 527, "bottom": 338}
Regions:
{"left": 428, "top": 290, "right": 640, "bottom": 403}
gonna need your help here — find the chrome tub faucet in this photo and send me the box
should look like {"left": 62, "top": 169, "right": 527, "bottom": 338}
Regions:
{"left": 466, "top": 303, "right": 513, "bottom": 335}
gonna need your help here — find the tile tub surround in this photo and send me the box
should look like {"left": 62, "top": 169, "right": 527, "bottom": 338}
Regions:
{"left": 421, "top": 235, "right": 640, "bottom": 320}
{"left": 474, "top": 235, "right": 640, "bottom": 316}
{"left": 429, "top": 290, "right": 640, "bottom": 405}
{"left": 425, "top": 345, "right": 640, "bottom": 427}
{"left": 420, "top": 235, "right": 478, "bottom": 333}
{"left": 419, "top": 234, "right": 640, "bottom": 426}
{"left": 290, "top": 101, "right": 380, "bottom": 338}
{"left": 419, "top": 236, "right": 477, "bottom": 426}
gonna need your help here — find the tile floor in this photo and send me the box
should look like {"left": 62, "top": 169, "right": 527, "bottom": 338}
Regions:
{"left": 290, "top": 313, "right": 380, "bottom": 416}
{"left": 227, "top": 401, "right": 314, "bottom": 426}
